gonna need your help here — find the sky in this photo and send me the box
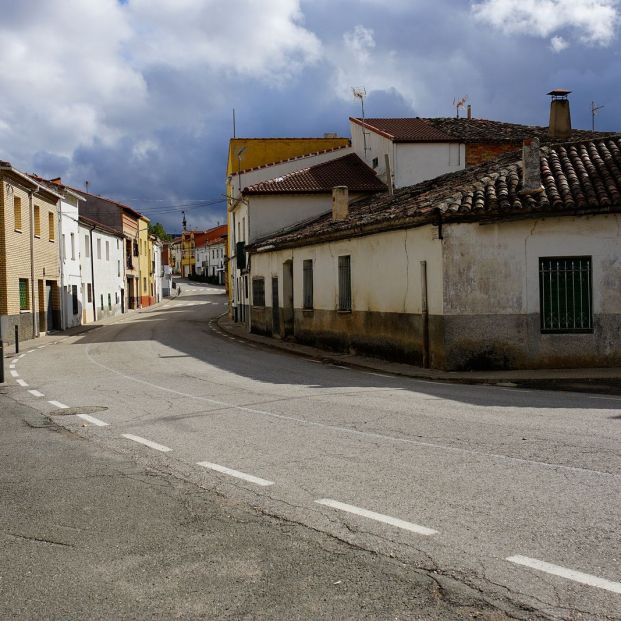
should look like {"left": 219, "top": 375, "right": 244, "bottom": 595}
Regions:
{"left": 1, "top": 0, "right": 620, "bottom": 232}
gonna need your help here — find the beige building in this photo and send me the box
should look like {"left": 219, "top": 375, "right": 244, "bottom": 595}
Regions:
{"left": 1, "top": 161, "right": 62, "bottom": 343}
{"left": 249, "top": 136, "right": 621, "bottom": 371}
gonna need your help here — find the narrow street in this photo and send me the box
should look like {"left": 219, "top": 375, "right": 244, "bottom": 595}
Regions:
{"left": 2, "top": 282, "right": 620, "bottom": 620}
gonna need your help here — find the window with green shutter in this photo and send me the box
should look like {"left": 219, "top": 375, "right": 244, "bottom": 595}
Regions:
{"left": 539, "top": 257, "right": 593, "bottom": 333}
{"left": 19, "top": 279, "right": 29, "bottom": 310}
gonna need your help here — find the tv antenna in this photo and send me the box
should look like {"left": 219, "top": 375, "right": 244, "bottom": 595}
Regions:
{"left": 352, "top": 87, "right": 370, "bottom": 161}
{"left": 591, "top": 101, "right": 604, "bottom": 131}
{"left": 453, "top": 95, "right": 468, "bottom": 119}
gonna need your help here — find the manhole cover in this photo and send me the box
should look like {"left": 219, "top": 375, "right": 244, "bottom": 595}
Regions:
{"left": 50, "top": 405, "right": 109, "bottom": 416}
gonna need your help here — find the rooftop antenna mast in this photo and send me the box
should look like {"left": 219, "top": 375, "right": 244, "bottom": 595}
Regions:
{"left": 591, "top": 101, "right": 604, "bottom": 131}
{"left": 453, "top": 95, "right": 468, "bottom": 119}
{"left": 232, "top": 108, "right": 236, "bottom": 138}
{"left": 352, "top": 87, "right": 370, "bottom": 161}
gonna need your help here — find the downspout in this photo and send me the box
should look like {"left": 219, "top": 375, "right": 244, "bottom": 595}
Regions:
{"left": 28, "top": 189, "right": 38, "bottom": 339}
{"left": 89, "top": 226, "right": 97, "bottom": 321}
{"left": 420, "top": 260, "right": 430, "bottom": 368}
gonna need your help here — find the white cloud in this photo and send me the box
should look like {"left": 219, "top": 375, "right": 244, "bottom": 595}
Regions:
{"left": 0, "top": 0, "right": 321, "bottom": 168}
{"left": 550, "top": 35, "right": 569, "bottom": 51}
{"left": 472, "top": 0, "right": 620, "bottom": 46}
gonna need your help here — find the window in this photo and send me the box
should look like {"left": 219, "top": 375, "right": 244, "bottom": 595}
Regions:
{"left": 372, "top": 156, "right": 379, "bottom": 169}
{"left": 14, "top": 196, "right": 22, "bottom": 230}
{"left": 19, "top": 279, "right": 29, "bottom": 310}
{"left": 105, "top": 240, "right": 110, "bottom": 261}
{"left": 48, "top": 212, "right": 55, "bottom": 241}
{"left": 108, "top": 293, "right": 112, "bottom": 310}
{"left": 72, "top": 285, "right": 78, "bottom": 315}
{"left": 62, "top": 234, "right": 66, "bottom": 261}
{"left": 252, "top": 277, "right": 265, "bottom": 307}
{"left": 101, "top": 294, "right": 104, "bottom": 310}
{"left": 71, "top": 233, "right": 75, "bottom": 260}
{"left": 303, "top": 259, "right": 313, "bottom": 309}
{"left": 34, "top": 206, "right": 41, "bottom": 237}
{"left": 97, "top": 238, "right": 101, "bottom": 259}
{"left": 117, "top": 260, "right": 121, "bottom": 278}
{"left": 133, "top": 241, "right": 139, "bottom": 257}
{"left": 539, "top": 257, "right": 593, "bottom": 333}
{"left": 338, "top": 255, "right": 352, "bottom": 311}
{"left": 87, "top": 283, "right": 92, "bottom": 303}
{"left": 143, "top": 277, "right": 147, "bottom": 293}
{"left": 84, "top": 234, "right": 90, "bottom": 258}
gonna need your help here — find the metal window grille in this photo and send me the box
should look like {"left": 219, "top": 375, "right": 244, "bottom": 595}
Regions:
{"left": 303, "top": 259, "right": 313, "bottom": 309}
{"left": 539, "top": 257, "right": 592, "bottom": 333}
{"left": 19, "top": 279, "right": 29, "bottom": 310}
{"left": 252, "top": 277, "right": 265, "bottom": 307}
{"left": 338, "top": 255, "right": 352, "bottom": 311}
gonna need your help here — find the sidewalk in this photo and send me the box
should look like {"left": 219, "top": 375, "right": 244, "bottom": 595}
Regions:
{"left": 217, "top": 315, "right": 621, "bottom": 394}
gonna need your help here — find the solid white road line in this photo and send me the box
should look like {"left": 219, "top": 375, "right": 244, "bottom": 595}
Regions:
{"left": 315, "top": 499, "right": 438, "bottom": 536}
{"left": 507, "top": 555, "right": 621, "bottom": 594}
{"left": 197, "top": 461, "right": 274, "bottom": 486}
{"left": 10, "top": 370, "right": 19, "bottom": 377}
{"left": 122, "top": 433, "right": 172, "bottom": 452}
{"left": 16, "top": 379, "right": 28, "bottom": 387}
{"left": 48, "top": 400, "right": 68, "bottom": 409}
{"left": 28, "top": 389, "right": 44, "bottom": 398}
{"left": 77, "top": 413, "right": 109, "bottom": 427}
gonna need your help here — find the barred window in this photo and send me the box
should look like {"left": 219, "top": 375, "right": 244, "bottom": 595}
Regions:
{"left": 303, "top": 259, "right": 313, "bottom": 309}
{"left": 252, "top": 277, "right": 265, "bottom": 307}
{"left": 19, "top": 279, "right": 29, "bottom": 310}
{"left": 338, "top": 255, "right": 351, "bottom": 311}
{"left": 539, "top": 257, "right": 592, "bottom": 333}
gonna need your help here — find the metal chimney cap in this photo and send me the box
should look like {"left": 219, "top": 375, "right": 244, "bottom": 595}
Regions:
{"left": 547, "top": 89, "right": 572, "bottom": 99}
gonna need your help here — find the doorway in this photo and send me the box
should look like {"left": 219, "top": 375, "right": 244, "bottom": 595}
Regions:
{"left": 271, "top": 276, "right": 280, "bottom": 336}
{"left": 282, "top": 260, "right": 294, "bottom": 338}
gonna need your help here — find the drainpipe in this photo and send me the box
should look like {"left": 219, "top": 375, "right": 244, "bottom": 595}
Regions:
{"left": 420, "top": 260, "right": 430, "bottom": 368}
{"left": 28, "top": 189, "right": 38, "bottom": 339}
{"left": 89, "top": 226, "right": 97, "bottom": 321}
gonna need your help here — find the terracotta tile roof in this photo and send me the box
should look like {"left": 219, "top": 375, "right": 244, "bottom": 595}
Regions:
{"left": 194, "top": 224, "right": 228, "bottom": 247}
{"left": 351, "top": 116, "right": 615, "bottom": 144}
{"left": 243, "top": 153, "right": 386, "bottom": 195}
{"left": 251, "top": 137, "right": 621, "bottom": 251}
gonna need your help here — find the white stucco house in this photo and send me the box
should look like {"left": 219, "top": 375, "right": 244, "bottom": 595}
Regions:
{"left": 229, "top": 153, "right": 385, "bottom": 324}
{"left": 248, "top": 136, "right": 621, "bottom": 371}
{"left": 79, "top": 216, "right": 125, "bottom": 323}
{"left": 349, "top": 97, "right": 608, "bottom": 190}
{"left": 152, "top": 236, "right": 162, "bottom": 303}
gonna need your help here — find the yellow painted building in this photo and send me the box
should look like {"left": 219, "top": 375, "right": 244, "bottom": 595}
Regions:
{"left": 225, "top": 136, "right": 350, "bottom": 306}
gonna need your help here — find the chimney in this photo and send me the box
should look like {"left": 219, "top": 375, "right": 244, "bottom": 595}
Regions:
{"left": 332, "top": 186, "right": 349, "bottom": 220}
{"left": 521, "top": 138, "right": 543, "bottom": 194}
{"left": 467, "top": 104, "right": 472, "bottom": 120}
{"left": 548, "top": 89, "right": 572, "bottom": 139}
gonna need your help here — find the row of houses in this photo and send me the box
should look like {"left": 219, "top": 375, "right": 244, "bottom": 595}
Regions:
{"left": 0, "top": 163, "right": 164, "bottom": 345}
{"left": 169, "top": 224, "right": 227, "bottom": 283}
{"left": 226, "top": 91, "right": 621, "bottom": 370}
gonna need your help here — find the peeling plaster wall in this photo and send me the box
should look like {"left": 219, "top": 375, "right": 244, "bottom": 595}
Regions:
{"left": 442, "top": 215, "right": 621, "bottom": 369}
{"left": 250, "top": 225, "right": 444, "bottom": 365}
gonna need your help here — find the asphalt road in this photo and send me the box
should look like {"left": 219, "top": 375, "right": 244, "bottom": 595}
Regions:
{"left": 4, "top": 281, "right": 621, "bottom": 620}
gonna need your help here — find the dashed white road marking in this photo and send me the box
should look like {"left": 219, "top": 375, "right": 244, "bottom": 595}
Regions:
{"left": 122, "top": 433, "right": 172, "bottom": 452}
{"left": 10, "top": 370, "right": 19, "bottom": 378}
{"left": 16, "top": 379, "right": 28, "bottom": 387}
{"left": 365, "top": 372, "right": 392, "bottom": 378}
{"left": 27, "top": 350, "right": 34, "bottom": 353}
{"left": 49, "top": 400, "right": 68, "bottom": 409}
{"left": 77, "top": 413, "right": 109, "bottom": 427}
{"left": 37, "top": 346, "right": 45, "bottom": 349}
{"left": 315, "top": 499, "right": 438, "bottom": 536}
{"left": 9, "top": 364, "right": 16, "bottom": 369}
{"left": 18, "top": 354, "right": 25, "bottom": 359}
{"left": 507, "top": 555, "right": 621, "bottom": 594}
{"left": 197, "top": 461, "right": 274, "bottom": 486}
{"left": 28, "top": 389, "right": 44, "bottom": 398}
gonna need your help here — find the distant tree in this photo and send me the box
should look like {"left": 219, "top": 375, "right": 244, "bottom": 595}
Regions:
{"left": 148, "top": 222, "right": 171, "bottom": 241}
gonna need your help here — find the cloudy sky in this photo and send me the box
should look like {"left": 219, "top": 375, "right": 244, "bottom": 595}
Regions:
{"left": 1, "top": 0, "right": 619, "bottom": 232}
